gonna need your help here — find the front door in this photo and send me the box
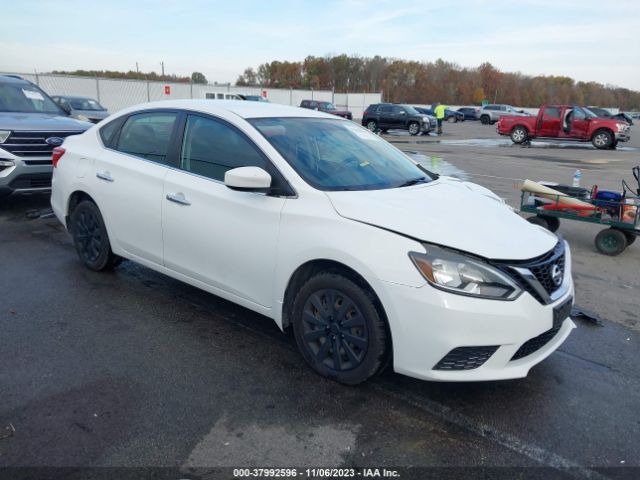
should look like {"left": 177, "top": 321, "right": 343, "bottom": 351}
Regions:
{"left": 569, "top": 107, "right": 590, "bottom": 139}
{"left": 162, "top": 113, "right": 286, "bottom": 307}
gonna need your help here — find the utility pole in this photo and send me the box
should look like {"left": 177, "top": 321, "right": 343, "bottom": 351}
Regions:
{"left": 160, "top": 61, "right": 165, "bottom": 78}
{"left": 136, "top": 62, "right": 139, "bottom": 73}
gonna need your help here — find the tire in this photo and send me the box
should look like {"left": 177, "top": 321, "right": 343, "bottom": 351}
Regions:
{"left": 591, "top": 129, "right": 613, "bottom": 149}
{"left": 408, "top": 122, "right": 420, "bottom": 136}
{"left": 366, "top": 120, "right": 377, "bottom": 132}
{"left": 447, "top": 116, "right": 457, "bottom": 123}
{"left": 623, "top": 231, "right": 636, "bottom": 246}
{"left": 595, "top": 228, "right": 627, "bottom": 256}
{"left": 69, "top": 200, "right": 122, "bottom": 271}
{"left": 510, "top": 126, "right": 529, "bottom": 144}
{"left": 292, "top": 272, "right": 389, "bottom": 385}
{"left": 527, "top": 216, "right": 549, "bottom": 230}
{"left": 480, "top": 115, "right": 490, "bottom": 125}
{"left": 541, "top": 216, "right": 560, "bottom": 232}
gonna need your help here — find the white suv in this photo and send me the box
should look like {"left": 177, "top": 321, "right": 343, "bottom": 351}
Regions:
{"left": 51, "top": 100, "right": 575, "bottom": 384}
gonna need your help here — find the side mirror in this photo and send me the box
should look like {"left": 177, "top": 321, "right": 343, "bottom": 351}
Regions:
{"left": 399, "top": 111, "right": 406, "bottom": 115}
{"left": 224, "top": 166, "right": 272, "bottom": 192}
{"left": 60, "top": 104, "right": 72, "bottom": 114}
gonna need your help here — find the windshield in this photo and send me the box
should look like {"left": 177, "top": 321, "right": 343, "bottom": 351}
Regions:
{"left": 580, "top": 107, "right": 598, "bottom": 119}
{"left": 250, "top": 118, "right": 433, "bottom": 191}
{"left": 320, "top": 102, "right": 337, "bottom": 110}
{"left": 0, "top": 83, "right": 64, "bottom": 114}
{"left": 402, "top": 105, "right": 420, "bottom": 115}
{"left": 69, "top": 98, "right": 105, "bottom": 111}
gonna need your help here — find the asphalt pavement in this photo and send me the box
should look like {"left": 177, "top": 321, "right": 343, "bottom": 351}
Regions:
{"left": 1, "top": 122, "right": 639, "bottom": 480}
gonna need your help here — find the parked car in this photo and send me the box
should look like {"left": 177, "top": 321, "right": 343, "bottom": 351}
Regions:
{"left": 0, "top": 75, "right": 91, "bottom": 198}
{"left": 457, "top": 107, "right": 481, "bottom": 120}
{"left": 362, "top": 103, "right": 434, "bottom": 135}
{"left": 51, "top": 95, "right": 110, "bottom": 124}
{"left": 415, "top": 106, "right": 465, "bottom": 123}
{"left": 480, "top": 104, "right": 529, "bottom": 125}
{"left": 300, "top": 100, "right": 352, "bottom": 120}
{"left": 205, "top": 92, "right": 243, "bottom": 100}
{"left": 587, "top": 107, "right": 633, "bottom": 126}
{"left": 497, "top": 104, "right": 631, "bottom": 149}
{"left": 238, "top": 94, "right": 269, "bottom": 102}
{"left": 52, "top": 99, "right": 575, "bottom": 384}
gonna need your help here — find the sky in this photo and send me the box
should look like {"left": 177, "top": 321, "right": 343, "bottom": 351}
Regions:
{"left": 1, "top": 0, "right": 639, "bottom": 91}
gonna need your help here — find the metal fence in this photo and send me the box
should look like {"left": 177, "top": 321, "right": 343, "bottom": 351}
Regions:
{"left": 2, "top": 72, "right": 382, "bottom": 119}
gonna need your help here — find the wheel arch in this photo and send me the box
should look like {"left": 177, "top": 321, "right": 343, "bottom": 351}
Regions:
{"left": 66, "top": 190, "right": 97, "bottom": 227}
{"left": 591, "top": 127, "right": 614, "bottom": 141}
{"left": 281, "top": 259, "right": 390, "bottom": 336}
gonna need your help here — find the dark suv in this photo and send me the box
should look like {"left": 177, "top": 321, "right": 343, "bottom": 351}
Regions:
{"left": 300, "top": 100, "right": 353, "bottom": 120}
{"left": 362, "top": 103, "right": 435, "bottom": 135}
{"left": 0, "top": 75, "right": 91, "bottom": 197}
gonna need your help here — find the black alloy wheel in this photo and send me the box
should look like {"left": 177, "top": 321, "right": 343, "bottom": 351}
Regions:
{"left": 292, "top": 273, "right": 388, "bottom": 384}
{"left": 70, "top": 200, "right": 122, "bottom": 271}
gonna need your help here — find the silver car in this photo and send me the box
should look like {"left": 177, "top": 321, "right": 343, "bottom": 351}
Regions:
{"left": 51, "top": 95, "right": 110, "bottom": 124}
{"left": 479, "top": 104, "right": 529, "bottom": 125}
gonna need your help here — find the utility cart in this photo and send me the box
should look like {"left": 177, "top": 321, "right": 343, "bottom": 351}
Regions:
{"left": 520, "top": 166, "right": 640, "bottom": 256}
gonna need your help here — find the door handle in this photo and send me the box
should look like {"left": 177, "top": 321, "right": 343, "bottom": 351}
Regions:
{"left": 166, "top": 192, "right": 191, "bottom": 206}
{"left": 96, "top": 171, "right": 114, "bottom": 182}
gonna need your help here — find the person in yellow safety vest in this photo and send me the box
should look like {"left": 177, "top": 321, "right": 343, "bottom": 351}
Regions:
{"left": 434, "top": 102, "right": 447, "bottom": 135}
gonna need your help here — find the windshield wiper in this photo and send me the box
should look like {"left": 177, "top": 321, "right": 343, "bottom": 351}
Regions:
{"left": 396, "top": 177, "right": 428, "bottom": 188}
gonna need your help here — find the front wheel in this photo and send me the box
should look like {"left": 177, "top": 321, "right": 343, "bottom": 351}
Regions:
{"left": 592, "top": 130, "right": 613, "bottom": 149}
{"left": 595, "top": 228, "right": 627, "bottom": 256}
{"left": 408, "top": 122, "right": 420, "bottom": 135}
{"left": 447, "top": 116, "right": 457, "bottom": 123}
{"left": 510, "top": 126, "right": 529, "bottom": 144}
{"left": 292, "top": 273, "right": 389, "bottom": 385}
{"left": 527, "top": 216, "right": 549, "bottom": 230}
{"left": 480, "top": 115, "right": 490, "bottom": 125}
{"left": 69, "top": 200, "right": 122, "bottom": 271}
{"left": 366, "top": 120, "right": 377, "bottom": 132}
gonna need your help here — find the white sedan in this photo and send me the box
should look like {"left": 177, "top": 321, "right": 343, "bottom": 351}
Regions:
{"left": 51, "top": 100, "right": 575, "bottom": 384}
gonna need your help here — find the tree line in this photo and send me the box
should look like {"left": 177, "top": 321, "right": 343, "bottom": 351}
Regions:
{"left": 236, "top": 55, "right": 640, "bottom": 109}
{"left": 50, "top": 70, "right": 209, "bottom": 84}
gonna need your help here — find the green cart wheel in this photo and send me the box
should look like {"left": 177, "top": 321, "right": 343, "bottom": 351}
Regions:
{"left": 595, "top": 228, "right": 627, "bottom": 256}
{"left": 527, "top": 216, "right": 549, "bottom": 230}
{"left": 623, "top": 231, "right": 636, "bottom": 246}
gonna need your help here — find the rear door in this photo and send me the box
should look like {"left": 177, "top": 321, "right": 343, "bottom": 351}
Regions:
{"left": 377, "top": 105, "right": 394, "bottom": 127}
{"left": 537, "top": 106, "right": 562, "bottom": 137}
{"left": 162, "top": 113, "right": 286, "bottom": 306}
{"left": 92, "top": 111, "right": 179, "bottom": 265}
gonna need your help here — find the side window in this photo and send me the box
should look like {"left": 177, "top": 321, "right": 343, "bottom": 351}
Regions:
{"left": 392, "top": 106, "right": 404, "bottom": 114}
{"left": 216, "top": 93, "right": 224, "bottom": 99}
{"left": 115, "top": 112, "right": 177, "bottom": 164}
{"left": 179, "top": 115, "right": 267, "bottom": 182}
{"left": 378, "top": 105, "right": 392, "bottom": 113}
{"left": 544, "top": 107, "right": 560, "bottom": 119}
{"left": 301, "top": 101, "right": 309, "bottom": 108}
{"left": 99, "top": 116, "right": 126, "bottom": 147}
{"left": 573, "top": 108, "right": 586, "bottom": 121}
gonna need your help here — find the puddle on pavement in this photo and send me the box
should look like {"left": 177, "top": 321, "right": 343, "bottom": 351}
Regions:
{"left": 404, "top": 152, "right": 470, "bottom": 181}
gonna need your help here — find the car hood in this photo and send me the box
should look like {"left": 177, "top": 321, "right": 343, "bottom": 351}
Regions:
{"left": 0, "top": 112, "right": 92, "bottom": 131}
{"left": 325, "top": 178, "right": 558, "bottom": 260}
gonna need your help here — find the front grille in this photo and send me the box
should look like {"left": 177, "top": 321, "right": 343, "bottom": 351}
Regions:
{"left": 8, "top": 173, "right": 52, "bottom": 190}
{"left": 495, "top": 241, "right": 565, "bottom": 304}
{"left": 511, "top": 326, "right": 561, "bottom": 361}
{"left": 434, "top": 345, "right": 499, "bottom": 370}
{"left": 1, "top": 130, "right": 84, "bottom": 157}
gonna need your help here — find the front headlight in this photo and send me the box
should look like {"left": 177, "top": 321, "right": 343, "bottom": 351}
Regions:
{"left": 616, "top": 123, "right": 628, "bottom": 132}
{"left": 76, "top": 114, "right": 90, "bottom": 122}
{"left": 409, "top": 245, "right": 521, "bottom": 300}
{"left": 0, "top": 130, "right": 11, "bottom": 143}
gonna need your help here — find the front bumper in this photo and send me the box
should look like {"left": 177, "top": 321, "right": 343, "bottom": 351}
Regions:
{"left": 615, "top": 130, "right": 630, "bottom": 142}
{"left": 0, "top": 148, "right": 53, "bottom": 196}
{"left": 375, "top": 247, "right": 575, "bottom": 382}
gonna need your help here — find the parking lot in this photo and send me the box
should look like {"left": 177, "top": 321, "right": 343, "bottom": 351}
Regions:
{"left": 1, "top": 121, "right": 639, "bottom": 479}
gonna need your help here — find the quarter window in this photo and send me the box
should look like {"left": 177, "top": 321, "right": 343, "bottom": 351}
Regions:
{"left": 115, "top": 112, "right": 177, "bottom": 164}
{"left": 179, "top": 115, "right": 267, "bottom": 182}
{"left": 544, "top": 107, "right": 561, "bottom": 119}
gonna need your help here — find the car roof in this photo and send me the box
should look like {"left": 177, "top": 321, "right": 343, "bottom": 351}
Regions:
{"left": 117, "top": 99, "right": 338, "bottom": 120}
{"left": 0, "top": 75, "right": 31, "bottom": 86}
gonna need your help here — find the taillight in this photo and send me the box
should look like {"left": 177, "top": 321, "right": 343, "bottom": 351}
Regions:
{"left": 52, "top": 147, "right": 65, "bottom": 168}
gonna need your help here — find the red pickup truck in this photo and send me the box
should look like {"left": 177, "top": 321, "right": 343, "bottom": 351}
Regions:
{"left": 497, "top": 105, "right": 631, "bottom": 149}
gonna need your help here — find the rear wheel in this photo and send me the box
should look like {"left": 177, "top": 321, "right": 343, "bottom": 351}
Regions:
{"left": 69, "top": 200, "right": 122, "bottom": 271}
{"left": 480, "top": 115, "right": 490, "bottom": 125}
{"left": 510, "top": 126, "right": 529, "bottom": 144}
{"left": 366, "top": 120, "right": 377, "bottom": 132}
{"left": 408, "top": 122, "right": 420, "bottom": 135}
{"left": 292, "top": 273, "right": 388, "bottom": 385}
{"left": 595, "top": 228, "right": 627, "bottom": 256}
{"left": 447, "top": 116, "right": 457, "bottom": 123}
{"left": 592, "top": 129, "right": 613, "bottom": 149}
{"left": 541, "top": 216, "right": 560, "bottom": 232}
